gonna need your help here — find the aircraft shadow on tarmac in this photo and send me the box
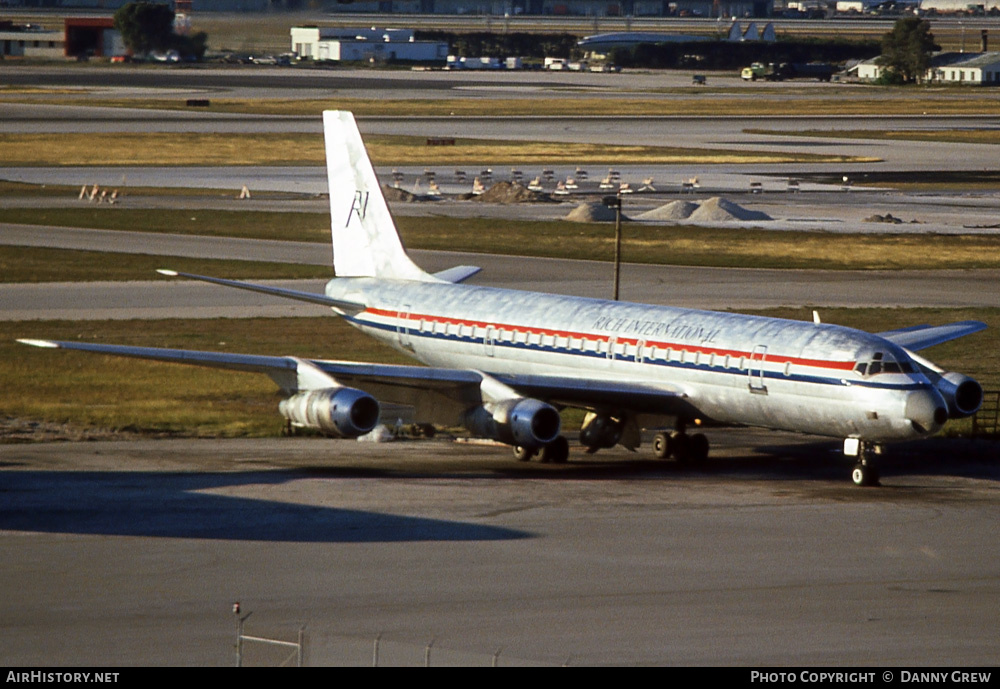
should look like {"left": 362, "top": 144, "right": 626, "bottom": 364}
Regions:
{"left": 290, "top": 435, "right": 1000, "bottom": 488}
{"left": 0, "top": 470, "right": 531, "bottom": 543}
{"left": 665, "top": 437, "right": 1000, "bottom": 485}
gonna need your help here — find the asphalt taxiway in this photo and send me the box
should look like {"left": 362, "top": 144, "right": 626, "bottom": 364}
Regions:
{"left": 4, "top": 225, "right": 1000, "bottom": 320}
{"left": 3, "top": 433, "right": 999, "bottom": 666}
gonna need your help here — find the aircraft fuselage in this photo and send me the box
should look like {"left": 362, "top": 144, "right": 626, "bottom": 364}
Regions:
{"left": 328, "top": 277, "right": 947, "bottom": 443}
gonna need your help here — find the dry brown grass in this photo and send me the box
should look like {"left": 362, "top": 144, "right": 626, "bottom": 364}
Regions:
{"left": 0, "top": 132, "right": 871, "bottom": 167}
{"left": 15, "top": 90, "right": 1000, "bottom": 118}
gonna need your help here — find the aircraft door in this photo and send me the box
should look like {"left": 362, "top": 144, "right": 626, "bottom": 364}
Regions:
{"left": 484, "top": 325, "right": 496, "bottom": 357}
{"left": 748, "top": 344, "right": 768, "bottom": 394}
{"left": 397, "top": 305, "right": 414, "bottom": 351}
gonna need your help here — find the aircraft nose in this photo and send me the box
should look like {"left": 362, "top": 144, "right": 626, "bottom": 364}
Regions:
{"left": 905, "top": 388, "right": 949, "bottom": 434}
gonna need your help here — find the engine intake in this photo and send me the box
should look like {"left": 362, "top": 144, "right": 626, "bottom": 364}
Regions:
{"left": 463, "top": 397, "right": 561, "bottom": 449}
{"left": 279, "top": 387, "right": 380, "bottom": 438}
{"left": 935, "top": 372, "right": 984, "bottom": 418}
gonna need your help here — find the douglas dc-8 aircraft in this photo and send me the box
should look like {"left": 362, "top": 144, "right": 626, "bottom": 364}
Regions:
{"left": 20, "top": 111, "right": 986, "bottom": 486}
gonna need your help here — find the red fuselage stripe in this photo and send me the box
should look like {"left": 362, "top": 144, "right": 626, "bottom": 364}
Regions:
{"left": 362, "top": 307, "right": 857, "bottom": 371}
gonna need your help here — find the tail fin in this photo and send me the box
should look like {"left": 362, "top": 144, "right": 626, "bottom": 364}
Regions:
{"left": 323, "top": 110, "right": 435, "bottom": 282}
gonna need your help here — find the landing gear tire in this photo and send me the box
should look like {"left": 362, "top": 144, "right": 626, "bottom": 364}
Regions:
{"left": 538, "top": 436, "right": 569, "bottom": 464}
{"left": 852, "top": 463, "right": 880, "bottom": 487}
{"left": 687, "top": 433, "right": 709, "bottom": 464}
{"left": 671, "top": 432, "right": 691, "bottom": 464}
{"left": 652, "top": 432, "right": 672, "bottom": 459}
{"left": 669, "top": 431, "right": 710, "bottom": 466}
{"left": 513, "top": 445, "right": 534, "bottom": 462}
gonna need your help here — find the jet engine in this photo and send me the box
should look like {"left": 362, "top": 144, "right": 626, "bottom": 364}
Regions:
{"left": 279, "top": 387, "right": 380, "bottom": 438}
{"left": 934, "top": 372, "right": 984, "bottom": 418}
{"left": 907, "top": 350, "right": 984, "bottom": 420}
{"left": 579, "top": 412, "right": 624, "bottom": 451}
{"left": 463, "top": 397, "right": 561, "bottom": 449}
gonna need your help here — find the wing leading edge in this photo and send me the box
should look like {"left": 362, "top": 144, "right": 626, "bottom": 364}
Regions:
{"left": 878, "top": 320, "right": 986, "bottom": 351}
{"left": 17, "top": 340, "right": 687, "bottom": 424}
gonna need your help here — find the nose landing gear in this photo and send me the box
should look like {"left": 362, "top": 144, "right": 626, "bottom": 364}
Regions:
{"left": 846, "top": 439, "right": 882, "bottom": 487}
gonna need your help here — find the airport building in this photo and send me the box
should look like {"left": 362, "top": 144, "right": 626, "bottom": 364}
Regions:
{"left": 0, "top": 22, "right": 64, "bottom": 59}
{"left": 324, "top": 1, "right": 773, "bottom": 16}
{"left": 854, "top": 50, "right": 1000, "bottom": 84}
{"left": 920, "top": 0, "right": 1000, "bottom": 11}
{"left": 0, "top": 18, "right": 124, "bottom": 59}
{"left": 290, "top": 26, "right": 448, "bottom": 61}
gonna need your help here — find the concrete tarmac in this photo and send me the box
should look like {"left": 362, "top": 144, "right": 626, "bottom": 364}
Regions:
{"left": 3, "top": 433, "right": 1000, "bottom": 666}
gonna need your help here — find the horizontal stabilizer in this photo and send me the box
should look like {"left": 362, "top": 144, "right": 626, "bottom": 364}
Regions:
{"left": 878, "top": 320, "right": 986, "bottom": 351}
{"left": 432, "top": 265, "right": 482, "bottom": 284}
{"left": 156, "top": 270, "right": 365, "bottom": 313}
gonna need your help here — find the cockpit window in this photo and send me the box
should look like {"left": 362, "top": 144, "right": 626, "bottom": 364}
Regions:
{"left": 854, "top": 351, "right": 913, "bottom": 377}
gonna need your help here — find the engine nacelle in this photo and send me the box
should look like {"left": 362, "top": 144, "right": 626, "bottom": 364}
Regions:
{"left": 463, "top": 397, "right": 561, "bottom": 449}
{"left": 279, "top": 387, "right": 380, "bottom": 438}
{"left": 579, "top": 412, "right": 624, "bottom": 450}
{"left": 935, "top": 372, "right": 983, "bottom": 419}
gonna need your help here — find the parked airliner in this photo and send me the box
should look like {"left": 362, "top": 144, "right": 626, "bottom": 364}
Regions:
{"left": 20, "top": 111, "right": 986, "bottom": 486}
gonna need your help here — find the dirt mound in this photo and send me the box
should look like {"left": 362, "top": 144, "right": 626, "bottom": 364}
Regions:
{"left": 564, "top": 202, "right": 626, "bottom": 222}
{"left": 636, "top": 200, "right": 699, "bottom": 221}
{"left": 382, "top": 185, "right": 426, "bottom": 202}
{"left": 688, "top": 197, "right": 772, "bottom": 222}
{"left": 865, "top": 213, "right": 904, "bottom": 224}
{"left": 472, "top": 181, "right": 551, "bottom": 204}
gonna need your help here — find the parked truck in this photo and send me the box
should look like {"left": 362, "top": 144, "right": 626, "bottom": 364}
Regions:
{"left": 741, "top": 61, "right": 835, "bottom": 82}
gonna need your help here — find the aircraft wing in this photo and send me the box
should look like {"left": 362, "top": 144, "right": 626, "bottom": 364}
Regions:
{"left": 877, "top": 320, "right": 986, "bottom": 351}
{"left": 18, "top": 339, "right": 688, "bottom": 423}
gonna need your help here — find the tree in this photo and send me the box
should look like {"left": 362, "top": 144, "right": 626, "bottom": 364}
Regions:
{"left": 879, "top": 16, "right": 939, "bottom": 84}
{"left": 113, "top": 2, "right": 176, "bottom": 56}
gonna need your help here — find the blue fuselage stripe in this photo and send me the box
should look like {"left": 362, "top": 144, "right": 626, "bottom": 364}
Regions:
{"left": 344, "top": 313, "right": 928, "bottom": 393}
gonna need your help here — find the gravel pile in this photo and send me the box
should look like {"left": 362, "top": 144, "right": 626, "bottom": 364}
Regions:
{"left": 564, "top": 202, "right": 626, "bottom": 222}
{"left": 635, "top": 200, "right": 700, "bottom": 221}
{"left": 688, "top": 197, "right": 772, "bottom": 222}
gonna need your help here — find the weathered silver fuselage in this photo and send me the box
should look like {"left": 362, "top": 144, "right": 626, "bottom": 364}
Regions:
{"left": 327, "top": 277, "right": 950, "bottom": 443}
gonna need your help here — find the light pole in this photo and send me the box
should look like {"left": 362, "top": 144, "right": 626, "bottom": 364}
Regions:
{"left": 603, "top": 193, "right": 623, "bottom": 301}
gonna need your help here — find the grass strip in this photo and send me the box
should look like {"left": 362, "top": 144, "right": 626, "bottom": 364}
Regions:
{"left": 3, "top": 309, "right": 996, "bottom": 439}
{"left": 0, "top": 131, "right": 869, "bottom": 167}
{"left": 745, "top": 128, "right": 1000, "bottom": 146}
{"left": 6, "top": 210, "right": 1000, "bottom": 276}
{"left": 12, "top": 92, "right": 1000, "bottom": 117}
{"left": 2, "top": 317, "right": 406, "bottom": 438}
{"left": 0, "top": 208, "right": 331, "bottom": 242}
{"left": 0, "top": 245, "right": 332, "bottom": 283}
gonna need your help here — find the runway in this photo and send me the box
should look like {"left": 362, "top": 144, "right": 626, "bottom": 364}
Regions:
{"left": 5, "top": 224, "right": 1000, "bottom": 320}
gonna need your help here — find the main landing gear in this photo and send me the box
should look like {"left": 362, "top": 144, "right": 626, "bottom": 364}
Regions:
{"left": 652, "top": 421, "right": 709, "bottom": 465}
{"left": 513, "top": 435, "right": 570, "bottom": 464}
{"left": 846, "top": 439, "right": 882, "bottom": 487}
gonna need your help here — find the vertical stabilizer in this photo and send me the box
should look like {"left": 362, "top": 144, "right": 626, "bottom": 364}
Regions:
{"left": 323, "top": 110, "right": 435, "bottom": 281}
